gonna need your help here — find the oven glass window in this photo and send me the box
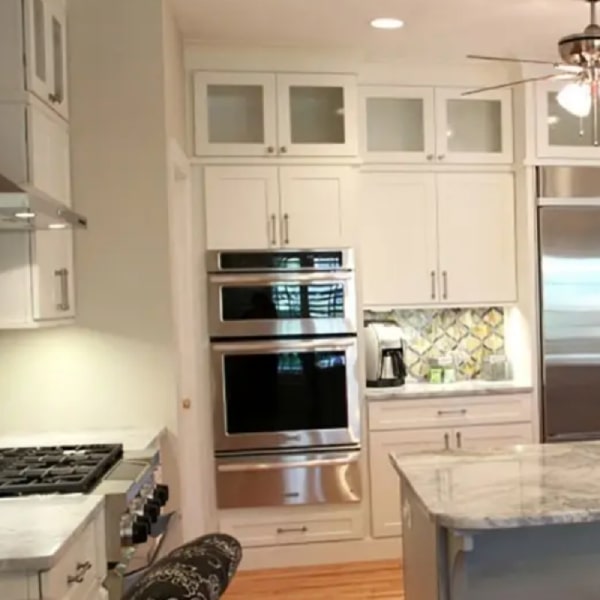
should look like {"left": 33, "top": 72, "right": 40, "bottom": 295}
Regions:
{"left": 220, "top": 251, "right": 344, "bottom": 271}
{"left": 224, "top": 350, "right": 349, "bottom": 434}
{"left": 221, "top": 283, "right": 345, "bottom": 320}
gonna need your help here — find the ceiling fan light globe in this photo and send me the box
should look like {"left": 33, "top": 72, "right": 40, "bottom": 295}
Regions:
{"left": 557, "top": 82, "right": 592, "bottom": 117}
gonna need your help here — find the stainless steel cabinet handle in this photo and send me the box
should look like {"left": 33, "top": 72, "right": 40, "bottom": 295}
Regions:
{"left": 430, "top": 270, "right": 436, "bottom": 299}
{"left": 276, "top": 526, "right": 307, "bottom": 534}
{"left": 269, "top": 214, "right": 277, "bottom": 245}
{"left": 54, "top": 268, "right": 70, "bottom": 311}
{"left": 456, "top": 431, "right": 462, "bottom": 449}
{"left": 442, "top": 270, "right": 448, "bottom": 299}
{"left": 444, "top": 432, "right": 449, "bottom": 450}
{"left": 280, "top": 146, "right": 288, "bottom": 154}
{"left": 438, "top": 409, "right": 467, "bottom": 417}
{"left": 283, "top": 213, "right": 290, "bottom": 245}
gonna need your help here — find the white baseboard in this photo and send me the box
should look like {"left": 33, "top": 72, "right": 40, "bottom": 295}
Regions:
{"left": 237, "top": 537, "right": 402, "bottom": 571}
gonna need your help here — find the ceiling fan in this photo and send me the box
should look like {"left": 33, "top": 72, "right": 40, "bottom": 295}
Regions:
{"left": 465, "top": 0, "right": 600, "bottom": 121}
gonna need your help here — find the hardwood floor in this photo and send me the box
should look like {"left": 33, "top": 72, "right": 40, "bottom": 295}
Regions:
{"left": 225, "top": 560, "right": 404, "bottom": 599}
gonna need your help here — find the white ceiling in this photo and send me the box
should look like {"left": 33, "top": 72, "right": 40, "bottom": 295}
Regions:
{"left": 171, "top": 0, "right": 592, "bottom": 61}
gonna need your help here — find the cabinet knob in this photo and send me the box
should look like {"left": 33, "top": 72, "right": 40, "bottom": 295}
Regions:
{"left": 266, "top": 146, "right": 275, "bottom": 154}
{"left": 279, "top": 146, "right": 288, "bottom": 154}
{"left": 437, "top": 154, "right": 446, "bottom": 160}
{"left": 426, "top": 154, "right": 434, "bottom": 161}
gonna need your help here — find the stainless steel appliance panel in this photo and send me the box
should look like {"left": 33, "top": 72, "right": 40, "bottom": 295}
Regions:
{"left": 212, "top": 336, "right": 361, "bottom": 453}
{"left": 539, "top": 200, "right": 600, "bottom": 441}
{"left": 208, "top": 271, "right": 357, "bottom": 338}
{"left": 215, "top": 450, "right": 361, "bottom": 508}
{"left": 538, "top": 166, "right": 600, "bottom": 200}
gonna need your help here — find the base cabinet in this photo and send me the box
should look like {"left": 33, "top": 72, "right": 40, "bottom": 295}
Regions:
{"left": 369, "top": 406, "right": 533, "bottom": 539}
{"left": 204, "top": 166, "right": 354, "bottom": 249}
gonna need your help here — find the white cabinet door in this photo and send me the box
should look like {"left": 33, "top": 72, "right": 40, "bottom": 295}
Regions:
{"left": 46, "top": 0, "right": 68, "bottom": 119}
{"left": 85, "top": 585, "right": 109, "bottom": 600}
{"left": 436, "top": 173, "right": 517, "bottom": 304}
{"left": 204, "top": 166, "right": 280, "bottom": 249}
{"left": 435, "top": 88, "right": 513, "bottom": 164}
{"left": 23, "top": 0, "right": 53, "bottom": 105}
{"left": 194, "top": 72, "right": 277, "bottom": 156}
{"left": 454, "top": 423, "right": 533, "bottom": 450}
{"left": 369, "top": 429, "right": 448, "bottom": 538}
{"left": 536, "top": 79, "right": 600, "bottom": 159}
{"left": 360, "top": 86, "right": 436, "bottom": 163}
{"left": 276, "top": 73, "right": 358, "bottom": 157}
{"left": 279, "top": 166, "right": 351, "bottom": 248}
{"left": 28, "top": 101, "right": 71, "bottom": 203}
{"left": 359, "top": 173, "right": 438, "bottom": 306}
{"left": 31, "top": 229, "right": 75, "bottom": 320}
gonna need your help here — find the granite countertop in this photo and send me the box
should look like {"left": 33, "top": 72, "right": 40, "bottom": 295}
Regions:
{"left": 366, "top": 380, "right": 533, "bottom": 401}
{"left": 0, "top": 427, "right": 166, "bottom": 453}
{"left": 391, "top": 441, "right": 600, "bottom": 530}
{"left": 0, "top": 495, "right": 104, "bottom": 572}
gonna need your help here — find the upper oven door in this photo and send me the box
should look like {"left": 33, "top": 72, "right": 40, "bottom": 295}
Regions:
{"left": 211, "top": 336, "right": 361, "bottom": 453}
{"left": 208, "top": 272, "right": 357, "bottom": 338}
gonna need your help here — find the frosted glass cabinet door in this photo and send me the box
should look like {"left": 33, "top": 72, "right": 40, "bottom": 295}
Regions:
{"left": 23, "top": 0, "right": 52, "bottom": 104}
{"left": 435, "top": 88, "right": 513, "bottom": 164}
{"left": 536, "top": 80, "right": 600, "bottom": 158}
{"left": 360, "top": 86, "right": 435, "bottom": 163}
{"left": 194, "top": 72, "right": 277, "bottom": 156}
{"left": 276, "top": 74, "right": 358, "bottom": 157}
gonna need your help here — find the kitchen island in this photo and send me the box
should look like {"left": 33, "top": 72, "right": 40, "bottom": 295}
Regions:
{"left": 391, "top": 441, "right": 600, "bottom": 600}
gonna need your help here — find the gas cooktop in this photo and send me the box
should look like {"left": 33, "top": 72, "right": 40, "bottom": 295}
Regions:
{"left": 0, "top": 444, "right": 123, "bottom": 497}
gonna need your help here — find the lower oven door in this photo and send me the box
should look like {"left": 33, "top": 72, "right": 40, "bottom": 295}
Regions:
{"left": 216, "top": 450, "right": 362, "bottom": 509}
{"left": 211, "top": 336, "right": 360, "bottom": 453}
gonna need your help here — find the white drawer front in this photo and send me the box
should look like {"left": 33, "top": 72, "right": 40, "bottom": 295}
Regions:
{"left": 40, "top": 520, "right": 101, "bottom": 600}
{"left": 369, "top": 394, "right": 532, "bottom": 431}
{"left": 220, "top": 508, "right": 365, "bottom": 548}
{"left": 1, "top": 572, "right": 38, "bottom": 600}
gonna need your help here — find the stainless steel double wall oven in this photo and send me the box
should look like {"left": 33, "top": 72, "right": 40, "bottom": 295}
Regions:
{"left": 208, "top": 249, "right": 361, "bottom": 509}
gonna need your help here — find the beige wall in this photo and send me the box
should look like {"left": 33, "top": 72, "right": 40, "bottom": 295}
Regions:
{"left": 0, "top": 0, "right": 181, "bottom": 433}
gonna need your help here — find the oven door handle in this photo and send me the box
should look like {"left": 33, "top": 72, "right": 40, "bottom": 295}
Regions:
{"left": 217, "top": 451, "right": 360, "bottom": 472}
{"left": 211, "top": 337, "right": 357, "bottom": 353}
{"left": 209, "top": 272, "right": 354, "bottom": 285}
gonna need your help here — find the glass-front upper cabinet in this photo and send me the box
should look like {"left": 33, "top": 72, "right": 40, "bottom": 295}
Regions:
{"left": 194, "top": 71, "right": 358, "bottom": 157}
{"left": 536, "top": 79, "right": 600, "bottom": 159}
{"left": 360, "top": 86, "right": 435, "bottom": 163}
{"left": 360, "top": 85, "right": 513, "bottom": 164}
{"left": 23, "top": 0, "right": 68, "bottom": 119}
{"left": 434, "top": 87, "right": 513, "bottom": 164}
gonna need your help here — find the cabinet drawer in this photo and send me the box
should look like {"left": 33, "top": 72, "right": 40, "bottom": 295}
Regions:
{"left": 40, "top": 520, "right": 101, "bottom": 600}
{"left": 220, "top": 507, "right": 365, "bottom": 548}
{"left": 369, "top": 394, "right": 532, "bottom": 431}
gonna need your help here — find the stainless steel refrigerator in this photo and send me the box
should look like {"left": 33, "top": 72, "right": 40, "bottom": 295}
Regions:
{"left": 539, "top": 166, "right": 600, "bottom": 442}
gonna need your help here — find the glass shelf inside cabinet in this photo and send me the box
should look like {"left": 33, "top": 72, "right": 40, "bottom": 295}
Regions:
{"left": 446, "top": 98, "right": 502, "bottom": 153}
{"left": 207, "top": 84, "right": 265, "bottom": 144}
{"left": 366, "top": 97, "right": 425, "bottom": 152}
{"left": 289, "top": 86, "right": 345, "bottom": 144}
{"left": 547, "top": 91, "right": 596, "bottom": 147}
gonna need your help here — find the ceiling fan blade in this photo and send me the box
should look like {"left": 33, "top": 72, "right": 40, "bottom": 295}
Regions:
{"left": 461, "top": 74, "right": 575, "bottom": 96}
{"left": 467, "top": 54, "right": 559, "bottom": 66}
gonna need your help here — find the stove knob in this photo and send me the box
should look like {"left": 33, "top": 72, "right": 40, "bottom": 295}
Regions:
{"left": 143, "top": 499, "right": 160, "bottom": 523}
{"left": 154, "top": 484, "right": 169, "bottom": 505}
{"left": 131, "top": 516, "right": 150, "bottom": 545}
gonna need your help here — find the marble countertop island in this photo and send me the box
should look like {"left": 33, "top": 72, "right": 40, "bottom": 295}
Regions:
{"left": 391, "top": 440, "right": 600, "bottom": 530}
{"left": 0, "top": 495, "right": 104, "bottom": 572}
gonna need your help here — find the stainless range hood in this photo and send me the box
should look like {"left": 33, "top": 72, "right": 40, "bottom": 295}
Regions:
{"left": 0, "top": 173, "right": 87, "bottom": 231}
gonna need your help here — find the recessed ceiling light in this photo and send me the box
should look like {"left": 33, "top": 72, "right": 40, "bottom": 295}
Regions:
{"left": 370, "top": 17, "right": 404, "bottom": 30}
{"left": 49, "top": 222, "right": 67, "bottom": 230}
{"left": 15, "top": 211, "right": 35, "bottom": 219}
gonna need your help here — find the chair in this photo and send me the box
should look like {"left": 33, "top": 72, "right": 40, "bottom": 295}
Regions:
{"left": 123, "top": 533, "right": 242, "bottom": 600}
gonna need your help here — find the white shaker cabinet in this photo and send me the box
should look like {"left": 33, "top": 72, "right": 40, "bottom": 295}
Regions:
{"left": 360, "top": 172, "right": 517, "bottom": 307}
{"left": 360, "top": 86, "right": 513, "bottom": 164}
{"left": 204, "top": 166, "right": 353, "bottom": 249}
{"left": 359, "top": 173, "right": 437, "bottom": 306}
{"left": 436, "top": 173, "right": 517, "bottom": 305}
{"left": 0, "top": 0, "right": 69, "bottom": 119}
{"left": 194, "top": 71, "right": 358, "bottom": 157}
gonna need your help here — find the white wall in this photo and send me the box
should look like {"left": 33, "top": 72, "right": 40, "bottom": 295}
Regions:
{"left": 0, "top": 0, "right": 177, "bottom": 434}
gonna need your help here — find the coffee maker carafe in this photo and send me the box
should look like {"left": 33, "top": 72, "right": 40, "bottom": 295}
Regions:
{"left": 365, "top": 321, "right": 407, "bottom": 387}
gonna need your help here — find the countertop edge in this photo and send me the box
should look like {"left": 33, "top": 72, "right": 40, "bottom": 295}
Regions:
{"left": 366, "top": 385, "right": 534, "bottom": 401}
{"left": 0, "top": 496, "right": 105, "bottom": 573}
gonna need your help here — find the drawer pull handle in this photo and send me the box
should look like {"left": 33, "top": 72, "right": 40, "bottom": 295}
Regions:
{"left": 67, "top": 561, "right": 92, "bottom": 585}
{"left": 437, "top": 409, "right": 467, "bottom": 417}
{"left": 276, "top": 526, "right": 307, "bottom": 534}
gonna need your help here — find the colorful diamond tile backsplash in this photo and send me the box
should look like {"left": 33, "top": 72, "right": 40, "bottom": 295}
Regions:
{"left": 364, "top": 307, "right": 505, "bottom": 380}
